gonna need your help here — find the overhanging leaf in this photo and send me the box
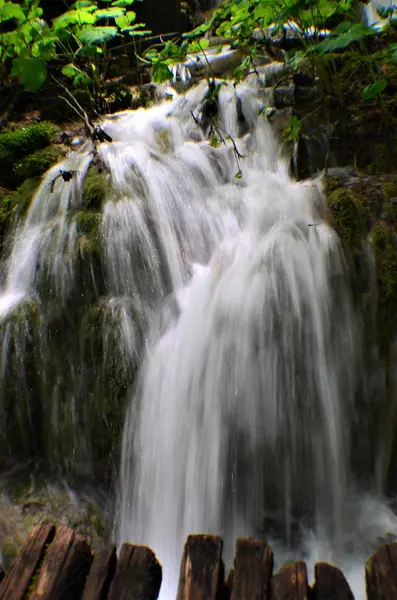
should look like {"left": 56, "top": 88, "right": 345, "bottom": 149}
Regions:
{"left": 112, "top": 0, "right": 136, "bottom": 5}
{"left": 70, "top": 1, "right": 97, "bottom": 10}
{"left": 95, "top": 7, "right": 125, "bottom": 19}
{"left": 76, "top": 25, "right": 118, "bottom": 44}
{"left": 0, "top": 2, "right": 25, "bottom": 24}
{"left": 52, "top": 9, "right": 96, "bottom": 30}
{"left": 362, "top": 78, "right": 387, "bottom": 100}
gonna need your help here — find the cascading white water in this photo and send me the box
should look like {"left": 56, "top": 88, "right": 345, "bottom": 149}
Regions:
{"left": 110, "top": 80, "right": 397, "bottom": 598}
{"left": 1, "top": 59, "right": 397, "bottom": 598}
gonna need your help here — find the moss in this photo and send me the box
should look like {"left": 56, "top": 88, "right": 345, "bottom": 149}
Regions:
{"left": 2, "top": 178, "right": 41, "bottom": 220}
{"left": 1, "top": 538, "right": 19, "bottom": 570}
{"left": 0, "top": 122, "right": 58, "bottom": 187}
{"left": 13, "top": 147, "right": 64, "bottom": 181}
{"left": 82, "top": 167, "right": 108, "bottom": 210}
{"left": 370, "top": 223, "right": 397, "bottom": 355}
{"left": 327, "top": 187, "right": 367, "bottom": 257}
{"left": 75, "top": 210, "right": 102, "bottom": 255}
{"left": 383, "top": 180, "right": 397, "bottom": 200}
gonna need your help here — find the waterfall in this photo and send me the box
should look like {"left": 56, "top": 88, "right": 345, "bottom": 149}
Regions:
{"left": 1, "top": 71, "right": 397, "bottom": 599}
{"left": 105, "top": 81, "right": 392, "bottom": 597}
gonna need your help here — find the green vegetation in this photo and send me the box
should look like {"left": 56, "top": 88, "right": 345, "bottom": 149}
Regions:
{"left": 0, "top": 0, "right": 150, "bottom": 111}
{"left": 2, "top": 178, "right": 41, "bottom": 216}
{"left": 82, "top": 166, "right": 108, "bottom": 210}
{"left": 327, "top": 187, "right": 367, "bottom": 258}
{"left": 75, "top": 209, "right": 102, "bottom": 255}
{"left": 371, "top": 222, "right": 397, "bottom": 354}
{"left": 0, "top": 122, "right": 59, "bottom": 187}
{"left": 13, "top": 146, "right": 64, "bottom": 180}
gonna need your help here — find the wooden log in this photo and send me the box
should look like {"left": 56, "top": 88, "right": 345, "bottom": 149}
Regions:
{"left": 30, "top": 525, "right": 92, "bottom": 600}
{"left": 230, "top": 538, "right": 273, "bottom": 600}
{"left": 366, "top": 542, "right": 397, "bottom": 600}
{"left": 312, "top": 562, "right": 353, "bottom": 600}
{"left": 0, "top": 566, "right": 4, "bottom": 585}
{"left": 82, "top": 545, "right": 117, "bottom": 600}
{"left": 108, "top": 543, "right": 162, "bottom": 600}
{"left": 176, "top": 534, "right": 224, "bottom": 600}
{"left": 271, "top": 561, "right": 309, "bottom": 600}
{"left": 0, "top": 523, "right": 55, "bottom": 600}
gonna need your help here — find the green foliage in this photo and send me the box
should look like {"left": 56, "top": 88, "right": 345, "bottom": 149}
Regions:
{"left": 0, "top": 0, "right": 151, "bottom": 109}
{"left": 175, "top": 0, "right": 394, "bottom": 102}
{"left": 0, "top": 122, "right": 58, "bottom": 187}
{"left": 371, "top": 222, "right": 397, "bottom": 354}
{"left": 13, "top": 146, "right": 63, "bottom": 180}
{"left": 327, "top": 187, "right": 367, "bottom": 257}
{"left": 362, "top": 78, "right": 388, "bottom": 100}
{"left": 283, "top": 115, "right": 301, "bottom": 142}
{"left": 2, "top": 178, "right": 41, "bottom": 222}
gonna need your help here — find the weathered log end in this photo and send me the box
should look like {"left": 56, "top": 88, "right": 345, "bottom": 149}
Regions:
{"left": 29, "top": 525, "right": 93, "bottom": 600}
{"left": 82, "top": 544, "right": 117, "bottom": 600}
{"left": 366, "top": 542, "right": 397, "bottom": 600}
{"left": 0, "top": 523, "right": 55, "bottom": 600}
{"left": 313, "top": 562, "right": 354, "bottom": 600}
{"left": 230, "top": 537, "right": 273, "bottom": 600}
{"left": 107, "top": 543, "right": 162, "bottom": 600}
{"left": 271, "top": 560, "right": 309, "bottom": 600}
{"left": 176, "top": 534, "right": 224, "bottom": 600}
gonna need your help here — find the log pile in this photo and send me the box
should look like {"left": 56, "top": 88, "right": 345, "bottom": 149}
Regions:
{"left": 0, "top": 524, "right": 396, "bottom": 599}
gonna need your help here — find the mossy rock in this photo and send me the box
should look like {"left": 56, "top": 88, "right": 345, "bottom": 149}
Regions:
{"left": 370, "top": 223, "right": 397, "bottom": 355}
{"left": 327, "top": 187, "right": 368, "bottom": 257}
{"left": 75, "top": 210, "right": 102, "bottom": 255}
{"left": 13, "top": 146, "right": 64, "bottom": 181}
{"left": 82, "top": 167, "right": 109, "bottom": 210}
{"left": 0, "top": 122, "right": 59, "bottom": 188}
{"left": 2, "top": 178, "right": 41, "bottom": 221}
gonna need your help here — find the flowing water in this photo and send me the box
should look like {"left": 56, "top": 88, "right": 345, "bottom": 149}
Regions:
{"left": 0, "top": 68, "right": 397, "bottom": 598}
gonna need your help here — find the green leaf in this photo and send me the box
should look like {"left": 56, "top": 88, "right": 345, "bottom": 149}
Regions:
{"left": 13, "top": 57, "right": 47, "bottom": 92}
{"left": 361, "top": 79, "right": 387, "bottom": 100}
{"left": 52, "top": 9, "right": 96, "bottom": 30}
{"left": 76, "top": 25, "right": 118, "bottom": 44}
{"left": 95, "top": 7, "right": 125, "bottom": 19}
{"left": 124, "top": 25, "right": 150, "bottom": 36}
{"left": 62, "top": 63, "right": 92, "bottom": 86}
{"left": 152, "top": 62, "right": 173, "bottom": 83}
{"left": 0, "top": 2, "right": 25, "bottom": 24}
{"left": 70, "top": 1, "right": 97, "bottom": 10}
{"left": 111, "top": 0, "right": 136, "bottom": 5}
{"left": 187, "top": 37, "right": 209, "bottom": 53}
{"left": 315, "top": 22, "right": 376, "bottom": 55}
{"left": 283, "top": 115, "right": 301, "bottom": 142}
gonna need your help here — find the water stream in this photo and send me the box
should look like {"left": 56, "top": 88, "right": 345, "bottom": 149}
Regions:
{"left": 0, "top": 68, "right": 396, "bottom": 598}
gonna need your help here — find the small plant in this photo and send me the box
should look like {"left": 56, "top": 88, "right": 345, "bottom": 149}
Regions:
{"left": 0, "top": 0, "right": 151, "bottom": 111}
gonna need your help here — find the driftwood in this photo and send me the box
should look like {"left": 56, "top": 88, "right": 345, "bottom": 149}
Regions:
{"left": 2, "top": 525, "right": 397, "bottom": 600}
